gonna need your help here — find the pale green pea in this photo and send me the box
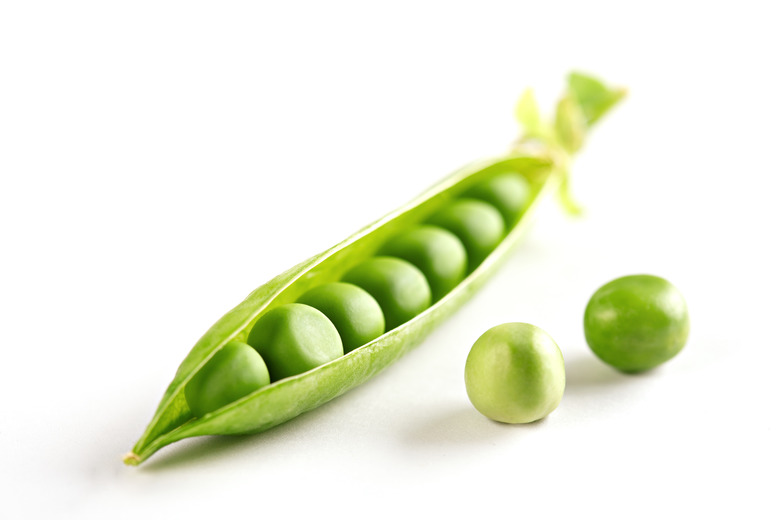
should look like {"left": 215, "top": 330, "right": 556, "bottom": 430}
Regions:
{"left": 465, "top": 323, "right": 565, "bottom": 424}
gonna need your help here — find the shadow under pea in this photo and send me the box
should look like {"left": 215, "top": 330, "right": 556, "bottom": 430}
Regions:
{"left": 135, "top": 397, "right": 340, "bottom": 472}
{"left": 564, "top": 354, "right": 657, "bottom": 390}
{"left": 401, "top": 404, "right": 551, "bottom": 449}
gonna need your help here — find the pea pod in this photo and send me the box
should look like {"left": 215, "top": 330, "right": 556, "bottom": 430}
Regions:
{"left": 124, "top": 72, "right": 624, "bottom": 465}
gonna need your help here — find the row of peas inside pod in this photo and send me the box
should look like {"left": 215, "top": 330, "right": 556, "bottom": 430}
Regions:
{"left": 184, "top": 172, "right": 532, "bottom": 418}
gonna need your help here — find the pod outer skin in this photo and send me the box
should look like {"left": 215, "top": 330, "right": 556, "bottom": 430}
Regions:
{"left": 465, "top": 323, "right": 565, "bottom": 424}
{"left": 379, "top": 225, "right": 468, "bottom": 301}
{"left": 248, "top": 303, "right": 344, "bottom": 381}
{"left": 184, "top": 341, "right": 270, "bottom": 418}
{"left": 465, "top": 172, "right": 531, "bottom": 226}
{"left": 298, "top": 282, "right": 385, "bottom": 353}
{"left": 428, "top": 198, "right": 506, "bottom": 271}
{"left": 342, "top": 256, "right": 432, "bottom": 330}
{"left": 124, "top": 153, "right": 561, "bottom": 466}
{"left": 584, "top": 274, "right": 689, "bottom": 372}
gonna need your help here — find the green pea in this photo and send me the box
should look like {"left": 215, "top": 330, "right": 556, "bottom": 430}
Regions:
{"left": 428, "top": 198, "right": 505, "bottom": 271}
{"left": 247, "top": 303, "right": 343, "bottom": 381}
{"left": 379, "top": 225, "right": 467, "bottom": 301}
{"left": 464, "top": 323, "right": 565, "bottom": 424}
{"left": 184, "top": 341, "right": 270, "bottom": 418}
{"left": 298, "top": 282, "right": 385, "bottom": 353}
{"left": 584, "top": 274, "right": 689, "bottom": 373}
{"left": 342, "top": 256, "right": 431, "bottom": 330}
{"left": 465, "top": 172, "right": 531, "bottom": 226}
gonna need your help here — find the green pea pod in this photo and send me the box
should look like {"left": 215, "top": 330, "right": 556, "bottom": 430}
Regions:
{"left": 124, "top": 73, "right": 623, "bottom": 465}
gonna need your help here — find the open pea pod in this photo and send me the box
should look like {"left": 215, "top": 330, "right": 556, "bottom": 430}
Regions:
{"left": 125, "top": 72, "right": 623, "bottom": 465}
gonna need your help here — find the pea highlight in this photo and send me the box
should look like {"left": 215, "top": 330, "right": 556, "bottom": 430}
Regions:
{"left": 298, "top": 282, "right": 385, "bottom": 353}
{"left": 428, "top": 198, "right": 505, "bottom": 271}
{"left": 184, "top": 341, "right": 271, "bottom": 418}
{"left": 247, "top": 303, "right": 343, "bottom": 381}
{"left": 379, "top": 225, "right": 468, "bottom": 301}
{"left": 464, "top": 172, "right": 531, "bottom": 226}
{"left": 342, "top": 256, "right": 432, "bottom": 330}
{"left": 584, "top": 274, "right": 689, "bottom": 373}
{"left": 465, "top": 323, "right": 565, "bottom": 424}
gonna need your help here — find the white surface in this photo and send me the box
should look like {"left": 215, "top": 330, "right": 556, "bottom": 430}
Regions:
{"left": 2, "top": 1, "right": 779, "bottom": 518}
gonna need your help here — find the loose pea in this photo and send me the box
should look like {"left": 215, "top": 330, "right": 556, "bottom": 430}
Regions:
{"left": 465, "top": 172, "right": 531, "bottom": 226}
{"left": 465, "top": 323, "right": 565, "bottom": 424}
{"left": 298, "top": 282, "right": 385, "bottom": 353}
{"left": 184, "top": 341, "right": 271, "bottom": 418}
{"left": 379, "top": 225, "right": 467, "bottom": 301}
{"left": 584, "top": 274, "right": 689, "bottom": 373}
{"left": 342, "top": 256, "right": 432, "bottom": 330}
{"left": 247, "top": 303, "right": 343, "bottom": 381}
{"left": 428, "top": 198, "right": 505, "bottom": 271}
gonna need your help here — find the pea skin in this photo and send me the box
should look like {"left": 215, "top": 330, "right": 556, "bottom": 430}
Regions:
{"left": 584, "top": 274, "right": 689, "bottom": 372}
{"left": 465, "top": 323, "right": 565, "bottom": 424}
{"left": 428, "top": 198, "right": 505, "bottom": 271}
{"left": 184, "top": 341, "right": 270, "bottom": 418}
{"left": 298, "top": 282, "right": 385, "bottom": 353}
{"left": 248, "top": 303, "right": 344, "bottom": 381}
{"left": 342, "top": 257, "right": 432, "bottom": 330}
{"left": 379, "top": 225, "right": 467, "bottom": 301}
{"left": 464, "top": 172, "right": 531, "bottom": 226}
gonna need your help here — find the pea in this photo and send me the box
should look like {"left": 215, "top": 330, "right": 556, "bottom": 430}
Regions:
{"left": 464, "top": 323, "right": 565, "bottom": 424}
{"left": 298, "top": 282, "right": 385, "bottom": 353}
{"left": 184, "top": 341, "right": 271, "bottom": 418}
{"left": 428, "top": 198, "right": 505, "bottom": 271}
{"left": 465, "top": 172, "right": 531, "bottom": 226}
{"left": 342, "top": 256, "right": 432, "bottom": 330}
{"left": 584, "top": 274, "right": 689, "bottom": 373}
{"left": 247, "top": 303, "right": 343, "bottom": 381}
{"left": 379, "top": 225, "right": 467, "bottom": 301}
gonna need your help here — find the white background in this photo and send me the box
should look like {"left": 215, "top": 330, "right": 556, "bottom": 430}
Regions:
{"left": 2, "top": 1, "right": 778, "bottom": 518}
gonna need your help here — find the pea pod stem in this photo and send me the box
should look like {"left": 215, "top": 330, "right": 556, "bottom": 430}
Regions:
{"left": 124, "top": 73, "right": 623, "bottom": 466}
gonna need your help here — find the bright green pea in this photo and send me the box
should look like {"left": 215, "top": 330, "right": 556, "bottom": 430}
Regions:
{"left": 379, "top": 225, "right": 467, "bottom": 301}
{"left": 342, "top": 256, "right": 431, "bottom": 330}
{"left": 465, "top": 323, "right": 565, "bottom": 424}
{"left": 298, "top": 282, "right": 385, "bottom": 353}
{"left": 584, "top": 274, "right": 689, "bottom": 373}
{"left": 465, "top": 172, "right": 531, "bottom": 226}
{"left": 247, "top": 303, "right": 343, "bottom": 381}
{"left": 428, "top": 198, "right": 505, "bottom": 271}
{"left": 184, "top": 341, "right": 270, "bottom": 418}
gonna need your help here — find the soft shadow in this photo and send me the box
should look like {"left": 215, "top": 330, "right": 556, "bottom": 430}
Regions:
{"left": 136, "top": 400, "right": 335, "bottom": 472}
{"left": 403, "top": 405, "right": 547, "bottom": 448}
{"left": 563, "top": 354, "right": 660, "bottom": 403}
{"left": 138, "top": 433, "right": 270, "bottom": 472}
{"left": 565, "top": 354, "right": 655, "bottom": 388}
{"left": 125, "top": 363, "right": 414, "bottom": 472}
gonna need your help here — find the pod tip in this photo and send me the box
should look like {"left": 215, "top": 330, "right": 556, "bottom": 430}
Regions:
{"left": 122, "top": 452, "right": 141, "bottom": 466}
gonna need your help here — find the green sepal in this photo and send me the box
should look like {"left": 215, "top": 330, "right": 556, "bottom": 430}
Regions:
{"left": 568, "top": 72, "right": 627, "bottom": 127}
{"left": 554, "top": 94, "right": 587, "bottom": 154}
{"left": 515, "top": 89, "right": 549, "bottom": 140}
